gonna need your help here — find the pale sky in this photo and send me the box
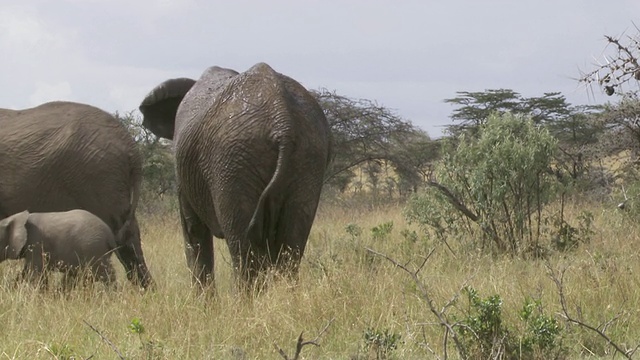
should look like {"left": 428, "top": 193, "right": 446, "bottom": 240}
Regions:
{"left": 1, "top": 1, "right": 638, "bottom": 137}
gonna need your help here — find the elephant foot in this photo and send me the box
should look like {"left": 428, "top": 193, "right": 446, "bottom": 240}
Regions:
{"left": 139, "top": 271, "right": 155, "bottom": 290}
{"left": 123, "top": 267, "right": 154, "bottom": 290}
{"left": 189, "top": 267, "right": 215, "bottom": 293}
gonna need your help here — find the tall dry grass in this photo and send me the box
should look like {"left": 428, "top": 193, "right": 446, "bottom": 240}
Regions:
{"left": 0, "top": 200, "right": 638, "bottom": 359}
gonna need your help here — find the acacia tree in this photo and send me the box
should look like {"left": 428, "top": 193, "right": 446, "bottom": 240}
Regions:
{"left": 312, "top": 89, "right": 438, "bottom": 195}
{"left": 578, "top": 27, "right": 640, "bottom": 192}
{"left": 445, "top": 89, "right": 602, "bottom": 182}
{"left": 444, "top": 89, "right": 577, "bottom": 134}
{"left": 444, "top": 89, "right": 523, "bottom": 135}
{"left": 592, "top": 93, "right": 640, "bottom": 187}
{"left": 389, "top": 131, "right": 440, "bottom": 194}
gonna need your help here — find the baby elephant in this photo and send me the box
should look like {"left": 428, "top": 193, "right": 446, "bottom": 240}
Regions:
{"left": 0, "top": 209, "right": 118, "bottom": 288}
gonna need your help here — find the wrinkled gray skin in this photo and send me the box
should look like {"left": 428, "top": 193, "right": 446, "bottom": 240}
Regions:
{"left": 139, "top": 63, "right": 332, "bottom": 288}
{"left": 0, "top": 209, "right": 117, "bottom": 288}
{"left": 0, "top": 102, "right": 153, "bottom": 288}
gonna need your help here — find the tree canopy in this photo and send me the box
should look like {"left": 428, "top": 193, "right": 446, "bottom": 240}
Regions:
{"left": 444, "top": 89, "right": 604, "bottom": 183}
{"left": 444, "top": 89, "right": 578, "bottom": 136}
{"left": 312, "top": 89, "right": 438, "bottom": 195}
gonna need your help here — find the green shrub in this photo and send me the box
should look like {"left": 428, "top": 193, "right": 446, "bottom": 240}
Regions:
{"left": 453, "top": 287, "right": 565, "bottom": 359}
{"left": 371, "top": 221, "right": 394, "bottom": 241}
{"left": 406, "top": 113, "right": 572, "bottom": 256}
{"left": 345, "top": 223, "right": 363, "bottom": 239}
{"left": 128, "top": 317, "right": 165, "bottom": 359}
{"left": 456, "top": 287, "right": 510, "bottom": 358}
{"left": 363, "top": 327, "right": 401, "bottom": 359}
{"left": 519, "top": 297, "right": 563, "bottom": 355}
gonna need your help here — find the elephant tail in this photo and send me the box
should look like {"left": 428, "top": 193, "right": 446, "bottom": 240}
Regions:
{"left": 245, "top": 140, "right": 293, "bottom": 256}
{"left": 116, "top": 148, "right": 143, "bottom": 242}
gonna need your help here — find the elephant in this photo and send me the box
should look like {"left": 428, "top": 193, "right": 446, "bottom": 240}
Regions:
{"left": 0, "top": 101, "right": 153, "bottom": 288}
{"left": 139, "top": 62, "right": 332, "bottom": 289}
{"left": 0, "top": 209, "right": 117, "bottom": 288}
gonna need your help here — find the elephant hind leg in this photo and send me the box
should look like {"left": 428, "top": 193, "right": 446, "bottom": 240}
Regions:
{"left": 179, "top": 196, "right": 215, "bottom": 290}
{"left": 62, "top": 267, "right": 80, "bottom": 291}
{"left": 114, "top": 215, "right": 154, "bottom": 289}
{"left": 270, "top": 186, "right": 321, "bottom": 277}
{"left": 20, "top": 255, "right": 50, "bottom": 290}
{"left": 235, "top": 246, "right": 271, "bottom": 292}
{"left": 93, "top": 260, "right": 116, "bottom": 287}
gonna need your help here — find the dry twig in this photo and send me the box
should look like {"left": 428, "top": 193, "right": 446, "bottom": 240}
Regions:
{"left": 365, "top": 247, "right": 470, "bottom": 360}
{"left": 83, "top": 320, "right": 126, "bottom": 360}
{"left": 274, "top": 318, "right": 334, "bottom": 360}
{"left": 546, "top": 263, "right": 638, "bottom": 359}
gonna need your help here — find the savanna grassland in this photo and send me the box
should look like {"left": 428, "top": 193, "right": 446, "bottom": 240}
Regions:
{"left": 0, "top": 199, "right": 639, "bottom": 359}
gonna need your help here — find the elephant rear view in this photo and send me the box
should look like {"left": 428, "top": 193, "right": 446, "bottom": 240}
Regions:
{"left": 140, "top": 63, "right": 332, "bottom": 288}
{"left": 0, "top": 101, "right": 153, "bottom": 288}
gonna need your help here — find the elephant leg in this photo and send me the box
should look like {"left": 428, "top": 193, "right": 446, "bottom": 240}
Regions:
{"left": 232, "top": 240, "right": 269, "bottom": 291}
{"left": 62, "top": 267, "right": 79, "bottom": 291}
{"left": 271, "top": 187, "right": 321, "bottom": 278}
{"left": 114, "top": 215, "right": 154, "bottom": 289}
{"left": 226, "top": 227, "right": 275, "bottom": 294}
{"left": 20, "top": 263, "right": 48, "bottom": 290}
{"left": 94, "top": 260, "right": 116, "bottom": 287}
{"left": 179, "top": 195, "right": 214, "bottom": 289}
{"left": 21, "top": 252, "right": 50, "bottom": 289}
{"left": 221, "top": 196, "right": 274, "bottom": 290}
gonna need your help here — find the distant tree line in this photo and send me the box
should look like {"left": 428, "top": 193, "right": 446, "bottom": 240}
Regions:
{"left": 312, "top": 89, "right": 438, "bottom": 199}
{"left": 117, "top": 27, "right": 640, "bottom": 214}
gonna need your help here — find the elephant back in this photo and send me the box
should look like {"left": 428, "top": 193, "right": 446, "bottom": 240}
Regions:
{"left": 173, "top": 66, "right": 239, "bottom": 141}
{"left": 0, "top": 101, "right": 142, "bottom": 233}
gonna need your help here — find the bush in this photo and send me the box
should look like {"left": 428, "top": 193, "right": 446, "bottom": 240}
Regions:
{"left": 116, "top": 111, "right": 177, "bottom": 216}
{"left": 453, "top": 287, "right": 565, "bottom": 359}
{"left": 456, "top": 287, "right": 510, "bottom": 358}
{"left": 371, "top": 221, "right": 393, "bottom": 241}
{"left": 519, "top": 297, "right": 563, "bottom": 356}
{"left": 363, "top": 327, "right": 401, "bottom": 359}
{"left": 405, "top": 113, "right": 568, "bottom": 256}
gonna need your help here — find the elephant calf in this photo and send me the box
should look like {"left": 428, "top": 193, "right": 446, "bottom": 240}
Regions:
{"left": 0, "top": 209, "right": 117, "bottom": 288}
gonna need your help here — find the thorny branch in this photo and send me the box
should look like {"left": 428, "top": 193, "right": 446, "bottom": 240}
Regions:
{"left": 579, "top": 25, "right": 640, "bottom": 97}
{"left": 274, "top": 318, "right": 335, "bottom": 360}
{"left": 545, "top": 263, "right": 639, "bottom": 359}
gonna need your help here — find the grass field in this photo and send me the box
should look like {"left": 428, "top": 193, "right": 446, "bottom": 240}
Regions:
{"left": 0, "top": 200, "right": 639, "bottom": 359}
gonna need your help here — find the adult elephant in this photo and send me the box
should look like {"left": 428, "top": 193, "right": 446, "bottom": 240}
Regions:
{"left": 0, "top": 101, "right": 153, "bottom": 288}
{"left": 139, "top": 62, "right": 331, "bottom": 288}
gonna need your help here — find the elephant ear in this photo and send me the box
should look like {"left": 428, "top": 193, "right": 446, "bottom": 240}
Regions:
{"left": 139, "top": 78, "right": 196, "bottom": 140}
{"left": 0, "top": 210, "right": 29, "bottom": 259}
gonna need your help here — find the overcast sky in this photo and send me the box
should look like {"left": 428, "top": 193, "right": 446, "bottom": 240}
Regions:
{"left": 1, "top": 1, "right": 638, "bottom": 137}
